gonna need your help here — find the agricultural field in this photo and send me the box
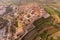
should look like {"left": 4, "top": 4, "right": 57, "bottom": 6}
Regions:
{"left": 22, "top": 5, "right": 60, "bottom": 40}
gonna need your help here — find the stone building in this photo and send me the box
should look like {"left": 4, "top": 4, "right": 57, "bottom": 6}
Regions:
{"left": 0, "top": 17, "right": 9, "bottom": 40}
{"left": 16, "top": 4, "right": 50, "bottom": 39}
{"left": 18, "top": 4, "right": 50, "bottom": 30}
{"left": 0, "top": 5, "right": 16, "bottom": 40}
{"left": 0, "top": 4, "right": 50, "bottom": 40}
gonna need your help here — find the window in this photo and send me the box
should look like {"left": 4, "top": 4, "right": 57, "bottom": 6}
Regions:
{"left": 37, "top": 15, "right": 40, "bottom": 17}
{"left": 27, "top": 14, "right": 31, "bottom": 18}
{"left": 20, "top": 18, "right": 23, "bottom": 21}
{"left": 31, "top": 11, "right": 34, "bottom": 14}
{"left": 28, "top": 19, "right": 30, "bottom": 22}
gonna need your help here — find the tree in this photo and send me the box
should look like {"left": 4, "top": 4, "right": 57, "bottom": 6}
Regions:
{"left": 50, "top": 37, "right": 54, "bottom": 40}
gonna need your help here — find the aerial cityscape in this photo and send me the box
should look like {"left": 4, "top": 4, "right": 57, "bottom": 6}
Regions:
{"left": 0, "top": 0, "right": 60, "bottom": 40}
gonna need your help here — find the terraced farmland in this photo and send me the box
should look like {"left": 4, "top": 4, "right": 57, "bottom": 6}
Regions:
{"left": 22, "top": 5, "right": 60, "bottom": 40}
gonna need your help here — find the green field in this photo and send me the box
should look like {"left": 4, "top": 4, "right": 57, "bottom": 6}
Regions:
{"left": 33, "top": 5, "right": 60, "bottom": 40}
{"left": 22, "top": 5, "right": 60, "bottom": 40}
